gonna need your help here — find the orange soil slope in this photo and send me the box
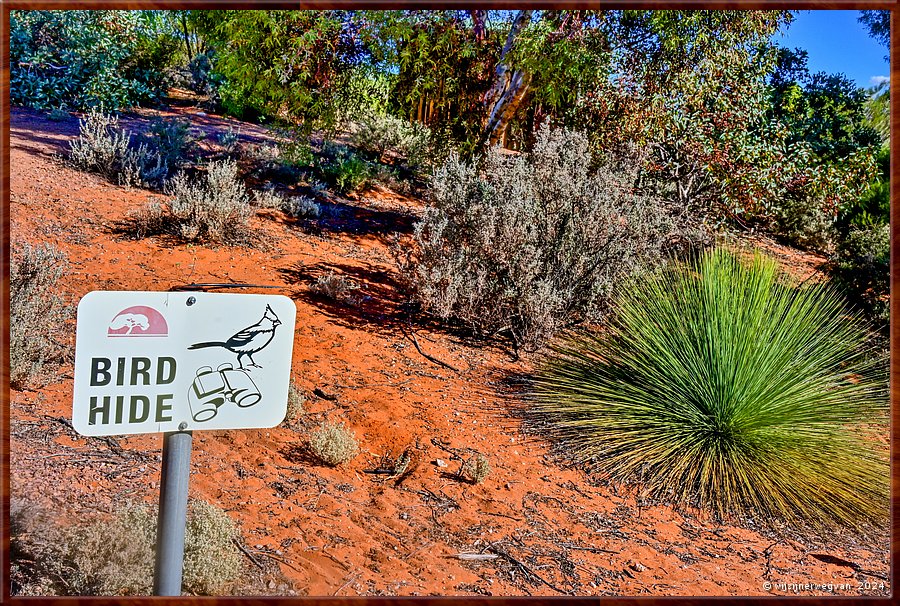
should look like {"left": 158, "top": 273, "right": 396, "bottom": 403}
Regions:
{"left": 7, "top": 106, "right": 889, "bottom": 597}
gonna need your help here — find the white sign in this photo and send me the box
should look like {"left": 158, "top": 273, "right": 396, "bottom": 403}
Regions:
{"left": 72, "top": 291, "right": 296, "bottom": 436}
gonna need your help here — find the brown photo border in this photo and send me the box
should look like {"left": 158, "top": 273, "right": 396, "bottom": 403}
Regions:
{"left": 0, "top": 1, "right": 896, "bottom": 603}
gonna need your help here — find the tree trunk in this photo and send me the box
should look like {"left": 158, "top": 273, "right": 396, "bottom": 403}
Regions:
{"left": 480, "top": 10, "right": 534, "bottom": 149}
{"left": 180, "top": 12, "right": 194, "bottom": 60}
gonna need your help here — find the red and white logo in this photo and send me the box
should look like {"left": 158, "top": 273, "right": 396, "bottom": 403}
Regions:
{"left": 108, "top": 306, "right": 168, "bottom": 337}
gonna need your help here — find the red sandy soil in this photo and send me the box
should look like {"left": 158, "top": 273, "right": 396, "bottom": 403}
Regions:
{"left": 8, "top": 103, "right": 890, "bottom": 597}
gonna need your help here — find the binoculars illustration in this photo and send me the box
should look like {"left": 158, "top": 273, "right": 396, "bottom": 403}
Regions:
{"left": 188, "top": 363, "right": 262, "bottom": 422}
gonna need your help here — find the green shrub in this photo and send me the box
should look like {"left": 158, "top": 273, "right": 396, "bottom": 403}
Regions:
{"left": 141, "top": 117, "right": 195, "bottom": 177}
{"left": 10, "top": 243, "right": 70, "bottom": 389}
{"left": 134, "top": 160, "right": 252, "bottom": 244}
{"left": 841, "top": 146, "right": 890, "bottom": 230}
{"left": 320, "top": 144, "right": 372, "bottom": 194}
{"left": 10, "top": 499, "right": 241, "bottom": 596}
{"left": 772, "top": 192, "right": 834, "bottom": 251}
{"left": 48, "top": 107, "right": 70, "bottom": 121}
{"left": 309, "top": 421, "right": 359, "bottom": 466}
{"left": 402, "top": 124, "right": 678, "bottom": 351}
{"left": 189, "top": 49, "right": 224, "bottom": 106}
{"left": 11, "top": 10, "right": 172, "bottom": 110}
{"left": 831, "top": 224, "right": 889, "bottom": 326}
{"left": 353, "top": 113, "right": 432, "bottom": 168}
{"left": 529, "top": 247, "right": 888, "bottom": 534}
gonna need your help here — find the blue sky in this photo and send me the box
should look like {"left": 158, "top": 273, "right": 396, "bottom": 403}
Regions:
{"left": 775, "top": 10, "right": 889, "bottom": 88}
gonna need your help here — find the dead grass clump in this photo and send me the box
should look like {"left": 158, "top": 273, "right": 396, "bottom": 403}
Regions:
{"left": 182, "top": 500, "right": 243, "bottom": 595}
{"left": 461, "top": 453, "right": 491, "bottom": 484}
{"left": 284, "top": 381, "right": 306, "bottom": 424}
{"left": 10, "top": 499, "right": 241, "bottom": 596}
{"left": 131, "top": 160, "right": 252, "bottom": 245}
{"left": 311, "top": 271, "right": 358, "bottom": 302}
{"left": 309, "top": 421, "right": 359, "bottom": 466}
{"left": 10, "top": 242, "right": 71, "bottom": 389}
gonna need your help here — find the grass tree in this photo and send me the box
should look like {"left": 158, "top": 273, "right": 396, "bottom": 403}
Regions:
{"left": 529, "top": 247, "right": 888, "bottom": 535}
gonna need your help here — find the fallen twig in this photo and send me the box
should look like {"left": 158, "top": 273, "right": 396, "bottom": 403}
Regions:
{"left": 454, "top": 552, "right": 500, "bottom": 561}
{"left": 402, "top": 326, "right": 460, "bottom": 373}
{"left": 555, "top": 542, "right": 619, "bottom": 555}
{"left": 254, "top": 551, "right": 305, "bottom": 575}
{"left": 313, "top": 387, "right": 339, "bottom": 401}
{"left": 333, "top": 572, "right": 361, "bottom": 596}
{"left": 484, "top": 511, "right": 523, "bottom": 522}
{"left": 233, "top": 538, "right": 265, "bottom": 570}
{"left": 489, "top": 545, "right": 570, "bottom": 595}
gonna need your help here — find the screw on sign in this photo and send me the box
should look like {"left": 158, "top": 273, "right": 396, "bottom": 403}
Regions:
{"left": 72, "top": 291, "right": 296, "bottom": 595}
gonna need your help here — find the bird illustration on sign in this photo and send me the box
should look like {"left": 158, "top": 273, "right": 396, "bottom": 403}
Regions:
{"left": 186, "top": 305, "right": 282, "bottom": 423}
{"left": 187, "top": 305, "right": 281, "bottom": 369}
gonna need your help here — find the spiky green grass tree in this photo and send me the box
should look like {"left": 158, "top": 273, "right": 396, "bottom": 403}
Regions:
{"left": 530, "top": 248, "right": 888, "bottom": 533}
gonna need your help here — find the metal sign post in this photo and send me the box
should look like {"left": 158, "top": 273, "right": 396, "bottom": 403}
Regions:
{"left": 153, "top": 428, "right": 193, "bottom": 596}
{"left": 71, "top": 289, "right": 296, "bottom": 597}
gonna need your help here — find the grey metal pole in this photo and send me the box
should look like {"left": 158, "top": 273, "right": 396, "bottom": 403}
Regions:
{"left": 153, "top": 429, "right": 193, "bottom": 596}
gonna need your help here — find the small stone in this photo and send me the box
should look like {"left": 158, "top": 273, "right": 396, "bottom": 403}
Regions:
{"left": 268, "top": 580, "right": 276, "bottom": 589}
{"left": 435, "top": 459, "right": 448, "bottom": 468}
{"left": 629, "top": 560, "right": 647, "bottom": 572}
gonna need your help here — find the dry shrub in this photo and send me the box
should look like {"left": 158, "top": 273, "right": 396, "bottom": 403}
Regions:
{"left": 253, "top": 189, "right": 320, "bottom": 219}
{"left": 284, "top": 381, "right": 306, "bottom": 424}
{"left": 309, "top": 421, "right": 359, "bottom": 466}
{"left": 10, "top": 499, "right": 241, "bottom": 596}
{"left": 182, "top": 500, "right": 243, "bottom": 595}
{"left": 402, "top": 124, "right": 678, "bottom": 351}
{"left": 67, "top": 108, "right": 132, "bottom": 180}
{"left": 68, "top": 109, "right": 190, "bottom": 189}
{"left": 311, "top": 271, "right": 358, "bottom": 302}
{"left": 131, "top": 160, "right": 252, "bottom": 244}
{"left": 461, "top": 453, "right": 491, "bottom": 484}
{"left": 283, "top": 196, "right": 321, "bottom": 219}
{"left": 10, "top": 242, "right": 71, "bottom": 389}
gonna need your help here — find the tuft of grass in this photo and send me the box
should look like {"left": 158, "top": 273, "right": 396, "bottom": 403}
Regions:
{"left": 311, "top": 271, "right": 358, "bottom": 302}
{"left": 529, "top": 247, "right": 888, "bottom": 535}
{"left": 10, "top": 242, "right": 71, "bottom": 389}
{"left": 284, "top": 381, "right": 306, "bottom": 424}
{"left": 309, "top": 421, "right": 359, "bottom": 466}
{"left": 460, "top": 453, "right": 491, "bottom": 484}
